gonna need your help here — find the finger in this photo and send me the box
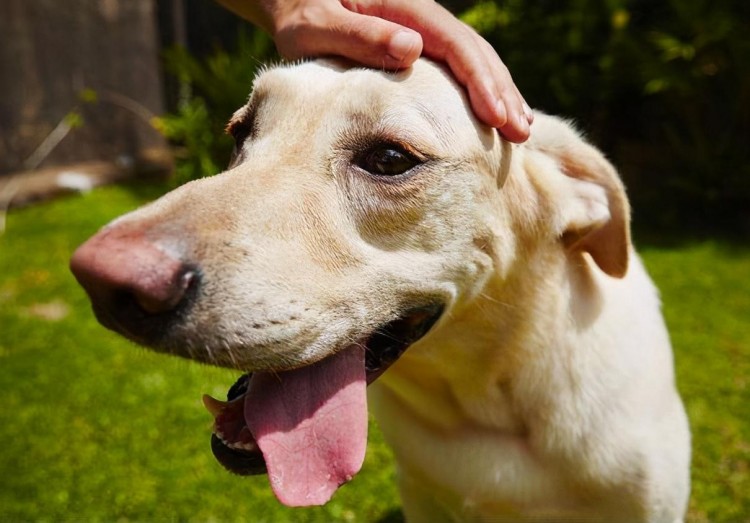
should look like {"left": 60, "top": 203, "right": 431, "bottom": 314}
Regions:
{"left": 274, "top": 5, "right": 423, "bottom": 70}
{"left": 430, "top": 24, "right": 530, "bottom": 141}
{"left": 470, "top": 34, "right": 531, "bottom": 142}
{"left": 482, "top": 36, "right": 534, "bottom": 138}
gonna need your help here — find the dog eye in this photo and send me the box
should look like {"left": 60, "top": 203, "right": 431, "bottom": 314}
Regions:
{"left": 357, "top": 145, "right": 421, "bottom": 177}
{"left": 230, "top": 121, "right": 253, "bottom": 149}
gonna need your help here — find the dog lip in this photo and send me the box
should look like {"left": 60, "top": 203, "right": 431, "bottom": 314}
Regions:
{"left": 206, "top": 376, "right": 266, "bottom": 476}
{"left": 207, "top": 303, "right": 444, "bottom": 477}
{"left": 210, "top": 433, "right": 266, "bottom": 476}
{"left": 364, "top": 303, "right": 444, "bottom": 384}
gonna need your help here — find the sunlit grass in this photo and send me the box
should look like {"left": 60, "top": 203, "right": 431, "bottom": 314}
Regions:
{"left": 0, "top": 183, "right": 747, "bottom": 521}
{"left": 639, "top": 241, "right": 750, "bottom": 522}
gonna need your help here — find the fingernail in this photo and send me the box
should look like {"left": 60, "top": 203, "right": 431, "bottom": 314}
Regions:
{"left": 516, "top": 112, "right": 530, "bottom": 134}
{"left": 388, "top": 30, "right": 421, "bottom": 62}
{"left": 494, "top": 100, "right": 508, "bottom": 127}
{"left": 522, "top": 102, "right": 534, "bottom": 123}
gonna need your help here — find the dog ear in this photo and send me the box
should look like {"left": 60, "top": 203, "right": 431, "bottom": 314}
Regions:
{"left": 533, "top": 120, "right": 631, "bottom": 278}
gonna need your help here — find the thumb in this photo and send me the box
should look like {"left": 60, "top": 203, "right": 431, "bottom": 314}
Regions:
{"left": 275, "top": 8, "right": 423, "bottom": 70}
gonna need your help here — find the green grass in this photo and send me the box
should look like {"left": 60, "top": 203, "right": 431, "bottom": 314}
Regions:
{"left": 0, "top": 182, "right": 748, "bottom": 522}
{"left": 640, "top": 241, "right": 750, "bottom": 522}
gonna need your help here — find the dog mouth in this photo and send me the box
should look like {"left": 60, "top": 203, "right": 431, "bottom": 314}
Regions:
{"left": 201, "top": 304, "right": 443, "bottom": 506}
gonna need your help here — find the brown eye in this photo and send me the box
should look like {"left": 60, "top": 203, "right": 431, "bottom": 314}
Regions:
{"left": 357, "top": 145, "right": 420, "bottom": 176}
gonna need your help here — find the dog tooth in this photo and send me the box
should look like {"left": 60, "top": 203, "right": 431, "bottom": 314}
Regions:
{"left": 234, "top": 441, "right": 259, "bottom": 452}
{"left": 202, "top": 394, "right": 229, "bottom": 417}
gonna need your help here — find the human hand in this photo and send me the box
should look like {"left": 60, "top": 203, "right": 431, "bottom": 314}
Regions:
{"left": 216, "top": 0, "right": 533, "bottom": 142}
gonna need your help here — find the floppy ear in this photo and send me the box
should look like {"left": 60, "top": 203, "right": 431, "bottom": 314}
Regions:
{"left": 533, "top": 119, "right": 631, "bottom": 278}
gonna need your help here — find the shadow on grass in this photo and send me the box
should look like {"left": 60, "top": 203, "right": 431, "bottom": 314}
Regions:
{"left": 632, "top": 221, "right": 750, "bottom": 254}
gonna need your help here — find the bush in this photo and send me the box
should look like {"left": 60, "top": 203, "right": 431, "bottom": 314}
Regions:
{"left": 461, "top": 0, "right": 750, "bottom": 235}
{"left": 156, "top": 31, "right": 276, "bottom": 186}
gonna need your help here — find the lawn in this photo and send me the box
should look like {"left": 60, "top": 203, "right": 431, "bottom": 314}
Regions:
{"left": 1, "top": 182, "right": 748, "bottom": 522}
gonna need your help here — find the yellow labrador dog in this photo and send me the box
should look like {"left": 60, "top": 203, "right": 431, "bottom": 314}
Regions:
{"left": 71, "top": 59, "right": 690, "bottom": 522}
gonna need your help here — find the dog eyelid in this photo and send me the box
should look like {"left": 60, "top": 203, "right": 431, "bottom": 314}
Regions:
{"left": 228, "top": 116, "right": 256, "bottom": 149}
{"left": 226, "top": 97, "right": 262, "bottom": 148}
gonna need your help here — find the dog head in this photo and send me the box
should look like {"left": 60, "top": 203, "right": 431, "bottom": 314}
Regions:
{"left": 70, "top": 58, "right": 630, "bottom": 505}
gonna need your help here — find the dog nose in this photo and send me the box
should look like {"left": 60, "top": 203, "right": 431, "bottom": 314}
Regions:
{"left": 70, "top": 227, "right": 199, "bottom": 330}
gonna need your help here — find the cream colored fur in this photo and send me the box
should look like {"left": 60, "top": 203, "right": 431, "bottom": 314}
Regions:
{"left": 108, "top": 59, "right": 690, "bottom": 521}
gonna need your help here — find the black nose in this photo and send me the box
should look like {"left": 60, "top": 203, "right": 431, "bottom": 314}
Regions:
{"left": 70, "top": 225, "right": 199, "bottom": 341}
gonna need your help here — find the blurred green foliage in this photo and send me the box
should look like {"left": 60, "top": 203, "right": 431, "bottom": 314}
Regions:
{"left": 156, "top": 31, "right": 276, "bottom": 186}
{"left": 158, "top": 1, "right": 749, "bottom": 234}
{"left": 460, "top": 0, "right": 749, "bottom": 235}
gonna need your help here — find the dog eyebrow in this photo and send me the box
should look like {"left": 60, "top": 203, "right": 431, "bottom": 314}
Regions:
{"left": 411, "top": 101, "right": 457, "bottom": 150}
{"left": 342, "top": 103, "right": 453, "bottom": 156}
{"left": 335, "top": 102, "right": 451, "bottom": 158}
{"left": 411, "top": 101, "right": 442, "bottom": 130}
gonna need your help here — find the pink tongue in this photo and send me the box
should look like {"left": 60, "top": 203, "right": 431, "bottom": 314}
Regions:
{"left": 244, "top": 345, "right": 368, "bottom": 507}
